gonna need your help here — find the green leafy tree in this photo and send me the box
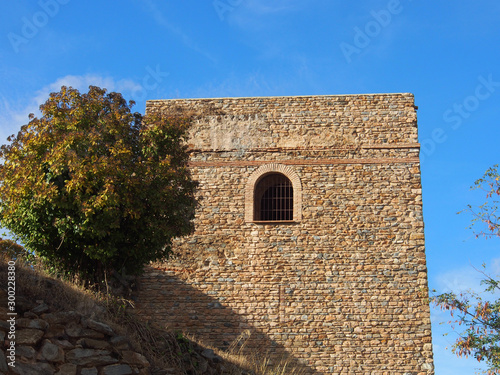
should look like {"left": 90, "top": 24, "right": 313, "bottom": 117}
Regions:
{"left": 0, "top": 86, "right": 197, "bottom": 284}
{"left": 433, "top": 165, "right": 500, "bottom": 374}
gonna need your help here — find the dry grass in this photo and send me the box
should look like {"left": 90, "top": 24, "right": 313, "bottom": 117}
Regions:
{"left": 187, "top": 330, "right": 306, "bottom": 375}
{"left": 0, "top": 252, "right": 306, "bottom": 375}
{"left": 0, "top": 251, "right": 102, "bottom": 316}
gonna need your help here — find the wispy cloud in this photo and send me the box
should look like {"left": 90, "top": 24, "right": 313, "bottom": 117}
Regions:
{"left": 140, "top": 0, "right": 217, "bottom": 64}
{"left": 434, "top": 257, "right": 500, "bottom": 294}
{"left": 492, "top": 257, "right": 500, "bottom": 275}
{"left": 228, "top": 0, "right": 303, "bottom": 29}
{"left": 243, "top": 1, "right": 300, "bottom": 15}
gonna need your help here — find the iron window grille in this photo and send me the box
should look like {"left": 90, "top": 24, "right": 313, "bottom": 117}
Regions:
{"left": 254, "top": 173, "right": 293, "bottom": 221}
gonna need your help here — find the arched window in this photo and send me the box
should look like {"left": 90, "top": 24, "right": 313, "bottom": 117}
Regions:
{"left": 254, "top": 174, "right": 293, "bottom": 221}
{"left": 245, "top": 163, "right": 302, "bottom": 223}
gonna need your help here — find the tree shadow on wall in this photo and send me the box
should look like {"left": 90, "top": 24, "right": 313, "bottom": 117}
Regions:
{"left": 133, "top": 267, "right": 321, "bottom": 375}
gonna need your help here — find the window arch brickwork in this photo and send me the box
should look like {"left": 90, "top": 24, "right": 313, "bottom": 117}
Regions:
{"left": 245, "top": 163, "right": 302, "bottom": 222}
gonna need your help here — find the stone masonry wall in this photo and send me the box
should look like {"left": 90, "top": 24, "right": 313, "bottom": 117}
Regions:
{"left": 136, "top": 94, "right": 434, "bottom": 374}
{"left": 0, "top": 287, "right": 150, "bottom": 375}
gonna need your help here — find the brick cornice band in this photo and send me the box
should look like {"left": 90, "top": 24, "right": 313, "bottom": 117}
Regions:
{"left": 188, "top": 143, "right": 420, "bottom": 153}
{"left": 190, "top": 157, "right": 420, "bottom": 168}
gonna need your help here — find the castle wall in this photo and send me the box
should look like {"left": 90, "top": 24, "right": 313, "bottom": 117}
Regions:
{"left": 136, "top": 94, "right": 434, "bottom": 374}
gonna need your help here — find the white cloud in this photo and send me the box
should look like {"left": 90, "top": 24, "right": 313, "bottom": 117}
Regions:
{"left": 434, "top": 258, "right": 500, "bottom": 295}
{"left": 0, "top": 74, "right": 141, "bottom": 144}
{"left": 492, "top": 257, "right": 500, "bottom": 275}
{"left": 435, "top": 266, "right": 484, "bottom": 294}
{"left": 32, "top": 74, "right": 141, "bottom": 106}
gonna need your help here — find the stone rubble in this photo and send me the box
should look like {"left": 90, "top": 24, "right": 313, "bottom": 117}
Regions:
{"left": 0, "top": 290, "right": 150, "bottom": 375}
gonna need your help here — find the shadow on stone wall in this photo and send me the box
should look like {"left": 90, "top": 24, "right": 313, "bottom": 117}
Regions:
{"left": 134, "top": 267, "right": 321, "bottom": 375}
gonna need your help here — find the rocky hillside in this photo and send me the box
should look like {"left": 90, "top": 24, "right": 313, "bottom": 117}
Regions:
{"left": 0, "top": 259, "right": 264, "bottom": 375}
{"left": 0, "top": 290, "right": 151, "bottom": 375}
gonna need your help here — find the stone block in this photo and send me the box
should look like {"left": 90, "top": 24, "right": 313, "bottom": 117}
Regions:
{"left": 86, "top": 319, "right": 114, "bottom": 336}
{"left": 55, "top": 363, "right": 77, "bottom": 375}
{"left": 66, "top": 348, "right": 118, "bottom": 366}
{"left": 16, "top": 328, "right": 44, "bottom": 346}
{"left": 101, "top": 364, "right": 133, "bottom": 375}
{"left": 40, "top": 339, "right": 65, "bottom": 363}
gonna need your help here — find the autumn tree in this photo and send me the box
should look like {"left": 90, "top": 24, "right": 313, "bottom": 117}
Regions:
{"left": 0, "top": 238, "right": 29, "bottom": 262}
{"left": 433, "top": 165, "right": 500, "bottom": 374}
{"left": 0, "top": 86, "right": 197, "bottom": 285}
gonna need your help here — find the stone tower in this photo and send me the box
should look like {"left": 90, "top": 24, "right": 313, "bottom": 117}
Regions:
{"left": 136, "top": 94, "right": 434, "bottom": 374}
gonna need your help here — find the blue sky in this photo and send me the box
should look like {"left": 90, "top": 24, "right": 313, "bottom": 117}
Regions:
{"left": 1, "top": 1, "right": 499, "bottom": 373}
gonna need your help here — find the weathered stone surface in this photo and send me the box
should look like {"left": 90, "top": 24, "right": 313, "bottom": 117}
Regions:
{"left": 23, "top": 311, "right": 39, "bottom": 319}
{"left": 42, "top": 311, "right": 81, "bottom": 325}
{"left": 86, "top": 319, "right": 114, "bottom": 336}
{"left": 101, "top": 364, "right": 133, "bottom": 375}
{"left": 0, "top": 285, "right": 153, "bottom": 375}
{"left": 109, "top": 335, "right": 130, "bottom": 350}
{"left": 16, "top": 328, "right": 44, "bottom": 345}
{"left": 41, "top": 339, "right": 65, "bottom": 362}
{"left": 80, "top": 368, "right": 98, "bottom": 375}
{"left": 53, "top": 339, "right": 74, "bottom": 349}
{"left": 12, "top": 361, "right": 55, "bottom": 375}
{"left": 44, "top": 323, "right": 66, "bottom": 339}
{"left": 15, "top": 295, "right": 36, "bottom": 314}
{"left": 423, "top": 362, "right": 434, "bottom": 370}
{"left": 17, "top": 317, "right": 49, "bottom": 330}
{"left": 0, "top": 349, "right": 8, "bottom": 373}
{"left": 66, "top": 348, "right": 118, "bottom": 366}
{"left": 17, "top": 345, "right": 37, "bottom": 359}
{"left": 138, "top": 94, "right": 434, "bottom": 374}
{"left": 0, "top": 319, "right": 10, "bottom": 331}
{"left": 121, "top": 351, "right": 149, "bottom": 367}
{"left": 201, "top": 349, "right": 220, "bottom": 362}
{"left": 32, "top": 303, "right": 50, "bottom": 314}
{"left": 66, "top": 348, "right": 110, "bottom": 359}
{"left": 55, "top": 363, "right": 77, "bottom": 375}
{"left": 65, "top": 321, "right": 83, "bottom": 337}
{"left": 77, "top": 337, "right": 112, "bottom": 350}
{"left": 79, "top": 329, "right": 106, "bottom": 340}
